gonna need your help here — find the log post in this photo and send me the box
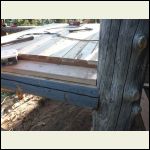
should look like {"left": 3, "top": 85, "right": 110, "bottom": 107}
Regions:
{"left": 92, "top": 19, "right": 149, "bottom": 130}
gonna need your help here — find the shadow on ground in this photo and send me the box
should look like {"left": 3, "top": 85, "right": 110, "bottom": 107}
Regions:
{"left": 1, "top": 93, "right": 92, "bottom": 131}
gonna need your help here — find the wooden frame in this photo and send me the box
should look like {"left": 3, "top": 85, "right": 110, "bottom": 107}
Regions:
{"left": 1, "top": 72, "right": 99, "bottom": 109}
{"left": 1, "top": 20, "right": 149, "bottom": 130}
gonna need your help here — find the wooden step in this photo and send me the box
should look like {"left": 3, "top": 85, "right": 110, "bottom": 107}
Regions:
{"left": 1, "top": 60, "right": 97, "bottom": 86}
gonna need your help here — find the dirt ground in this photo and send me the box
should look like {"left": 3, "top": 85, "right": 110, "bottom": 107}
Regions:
{"left": 1, "top": 91, "right": 92, "bottom": 131}
{"left": 1, "top": 89, "right": 148, "bottom": 131}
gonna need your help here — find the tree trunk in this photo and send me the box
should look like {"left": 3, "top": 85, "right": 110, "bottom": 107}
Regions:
{"left": 92, "top": 19, "right": 149, "bottom": 131}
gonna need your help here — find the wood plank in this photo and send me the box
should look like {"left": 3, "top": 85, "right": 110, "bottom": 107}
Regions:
{"left": 62, "top": 33, "right": 97, "bottom": 59}
{"left": 76, "top": 33, "right": 99, "bottom": 60}
{"left": 1, "top": 72, "right": 99, "bottom": 97}
{"left": 46, "top": 24, "right": 99, "bottom": 58}
{"left": 1, "top": 49, "right": 18, "bottom": 59}
{"left": 1, "top": 23, "right": 68, "bottom": 44}
{"left": 19, "top": 30, "right": 69, "bottom": 55}
{"left": 1, "top": 24, "right": 100, "bottom": 63}
{"left": 1, "top": 26, "right": 69, "bottom": 54}
{"left": 1, "top": 79, "right": 98, "bottom": 109}
{"left": 18, "top": 55, "right": 97, "bottom": 68}
{"left": 83, "top": 43, "right": 98, "bottom": 61}
{"left": 141, "top": 89, "right": 149, "bottom": 131}
{"left": 1, "top": 60, "right": 97, "bottom": 86}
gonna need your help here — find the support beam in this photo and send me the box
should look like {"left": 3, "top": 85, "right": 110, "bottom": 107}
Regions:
{"left": 92, "top": 19, "right": 149, "bottom": 130}
{"left": 1, "top": 78, "right": 98, "bottom": 109}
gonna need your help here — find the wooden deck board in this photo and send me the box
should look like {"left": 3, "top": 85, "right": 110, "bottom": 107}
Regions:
{"left": 76, "top": 33, "right": 99, "bottom": 60}
{"left": 1, "top": 23, "right": 100, "bottom": 65}
{"left": 1, "top": 23, "right": 68, "bottom": 44}
{"left": 84, "top": 44, "right": 99, "bottom": 61}
{"left": 1, "top": 60, "right": 97, "bottom": 86}
{"left": 62, "top": 33, "right": 96, "bottom": 59}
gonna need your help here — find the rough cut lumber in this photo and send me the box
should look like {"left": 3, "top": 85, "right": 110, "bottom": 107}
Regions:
{"left": 75, "top": 33, "right": 99, "bottom": 60}
{"left": 1, "top": 78, "right": 98, "bottom": 109}
{"left": 1, "top": 72, "right": 99, "bottom": 97}
{"left": 1, "top": 23, "right": 68, "bottom": 44}
{"left": 18, "top": 54, "right": 97, "bottom": 68}
{"left": 1, "top": 60, "right": 97, "bottom": 86}
{"left": 92, "top": 19, "right": 149, "bottom": 131}
{"left": 1, "top": 36, "right": 34, "bottom": 46}
{"left": 1, "top": 24, "right": 100, "bottom": 66}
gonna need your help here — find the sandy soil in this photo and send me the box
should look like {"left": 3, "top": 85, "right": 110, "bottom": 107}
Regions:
{"left": 1, "top": 90, "right": 148, "bottom": 131}
{"left": 1, "top": 92, "right": 92, "bottom": 131}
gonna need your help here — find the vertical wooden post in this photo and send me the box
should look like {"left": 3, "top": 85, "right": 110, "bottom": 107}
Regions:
{"left": 92, "top": 19, "right": 149, "bottom": 130}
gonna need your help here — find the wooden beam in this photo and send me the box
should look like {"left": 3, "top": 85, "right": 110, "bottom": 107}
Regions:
{"left": 1, "top": 72, "right": 99, "bottom": 97}
{"left": 18, "top": 54, "right": 97, "bottom": 68}
{"left": 1, "top": 60, "right": 97, "bottom": 86}
{"left": 92, "top": 19, "right": 149, "bottom": 130}
{"left": 1, "top": 78, "right": 98, "bottom": 109}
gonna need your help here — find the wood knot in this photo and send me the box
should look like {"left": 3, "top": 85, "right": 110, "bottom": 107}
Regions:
{"left": 133, "top": 34, "right": 147, "bottom": 50}
{"left": 125, "top": 89, "right": 140, "bottom": 102}
{"left": 131, "top": 102, "right": 142, "bottom": 115}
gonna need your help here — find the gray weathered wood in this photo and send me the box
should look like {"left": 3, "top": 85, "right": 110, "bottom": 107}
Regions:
{"left": 92, "top": 19, "right": 149, "bottom": 130}
{"left": 2, "top": 60, "right": 97, "bottom": 86}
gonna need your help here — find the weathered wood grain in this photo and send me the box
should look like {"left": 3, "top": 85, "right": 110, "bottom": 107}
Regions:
{"left": 18, "top": 54, "right": 97, "bottom": 68}
{"left": 84, "top": 43, "right": 98, "bottom": 61}
{"left": 1, "top": 23, "right": 68, "bottom": 44}
{"left": 2, "top": 60, "right": 97, "bottom": 86}
{"left": 75, "top": 33, "right": 99, "bottom": 60}
{"left": 1, "top": 79, "right": 98, "bottom": 109}
{"left": 1, "top": 72, "right": 99, "bottom": 97}
{"left": 116, "top": 20, "right": 149, "bottom": 130}
{"left": 1, "top": 24, "right": 100, "bottom": 64}
{"left": 92, "top": 19, "right": 149, "bottom": 131}
{"left": 62, "top": 33, "right": 96, "bottom": 59}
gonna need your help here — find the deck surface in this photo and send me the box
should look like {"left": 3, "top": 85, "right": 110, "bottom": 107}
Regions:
{"left": 2, "top": 60, "right": 97, "bottom": 86}
{"left": 1, "top": 23, "right": 99, "bottom": 62}
{"left": 1, "top": 23, "right": 99, "bottom": 86}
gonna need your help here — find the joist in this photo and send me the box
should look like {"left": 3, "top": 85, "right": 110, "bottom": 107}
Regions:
{"left": 1, "top": 78, "right": 98, "bottom": 108}
{"left": 1, "top": 72, "right": 99, "bottom": 97}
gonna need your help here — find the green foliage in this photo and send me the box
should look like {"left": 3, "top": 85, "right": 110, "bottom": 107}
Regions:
{"left": 4, "top": 19, "right": 55, "bottom": 26}
{"left": 4, "top": 19, "right": 99, "bottom": 26}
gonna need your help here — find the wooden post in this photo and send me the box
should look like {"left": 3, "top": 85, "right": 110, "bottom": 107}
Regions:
{"left": 92, "top": 19, "right": 149, "bottom": 130}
